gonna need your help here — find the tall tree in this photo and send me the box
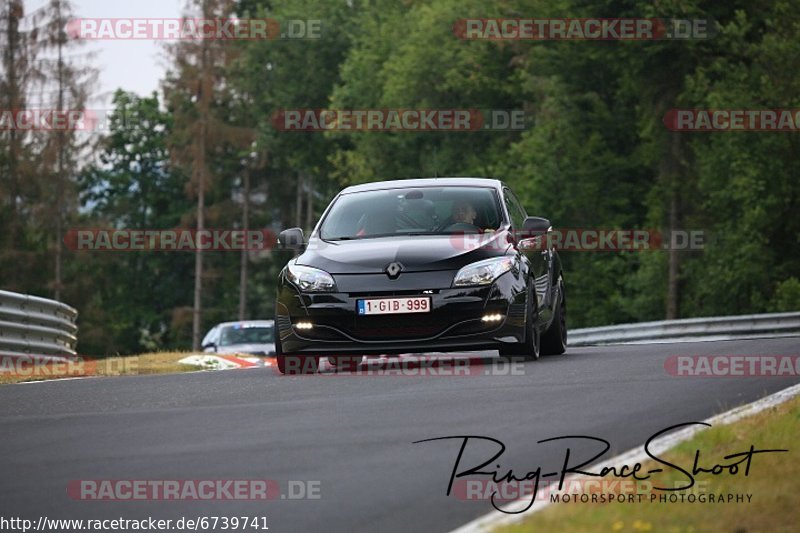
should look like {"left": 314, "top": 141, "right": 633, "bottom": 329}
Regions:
{"left": 678, "top": 1, "right": 800, "bottom": 315}
{"left": 236, "top": 148, "right": 259, "bottom": 320}
{"left": 164, "top": 0, "right": 253, "bottom": 349}
{"left": 75, "top": 90, "right": 193, "bottom": 354}
{"left": 32, "top": 0, "right": 96, "bottom": 299}
{"left": 0, "top": 0, "right": 40, "bottom": 290}
{"left": 329, "top": 0, "right": 523, "bottom": 184}
{"left": 233, "top": 0, "right": 356, "bottom": 230}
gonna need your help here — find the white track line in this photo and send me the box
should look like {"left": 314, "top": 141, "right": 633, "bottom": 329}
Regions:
{"left": 449, "top": 381, "right": 800, "bottom": 533}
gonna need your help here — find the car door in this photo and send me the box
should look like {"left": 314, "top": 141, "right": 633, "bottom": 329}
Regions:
{"left": 503, "top": 188, "right": 553, "bottom": 324}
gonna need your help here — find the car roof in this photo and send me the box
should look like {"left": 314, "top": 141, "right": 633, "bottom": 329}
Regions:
{"left": 340, "top": 177, "right": 505, "bottom": 194}
{"left": 213, "top": 320, "right": 274, "bottom": 329}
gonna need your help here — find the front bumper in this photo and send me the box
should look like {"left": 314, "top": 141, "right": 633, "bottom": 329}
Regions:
{"left": 276, "top": 271, "right": 527, "bottom": 355}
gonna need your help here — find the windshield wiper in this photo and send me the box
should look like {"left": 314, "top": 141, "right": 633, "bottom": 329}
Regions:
{"left": 324, "top": 231, "right": 452, "bottom": 240}
{"left": 325, "top": 233, "right": 401, "bottom": 241}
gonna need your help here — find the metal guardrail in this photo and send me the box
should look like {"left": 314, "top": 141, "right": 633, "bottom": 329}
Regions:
{"left": 569, "top": 312, "right": 800, "bottom": 346}
{"left": 0, "top": 290, "right": 78, "bottom": 358}
{"left": 0, "top": 290, "right": 795, "bottom": 355}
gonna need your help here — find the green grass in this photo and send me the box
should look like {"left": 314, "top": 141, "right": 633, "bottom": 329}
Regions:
{"left": 499, "top": 394, "right": 800, "bottom": 533}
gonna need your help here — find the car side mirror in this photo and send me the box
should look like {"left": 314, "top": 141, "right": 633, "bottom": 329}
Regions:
{"left": 517, "top": 217, "right": 552, "bottom": 250}
{"left": 278, "top": 227, "right": 306, "bottom": 250}
{"left": 202, "top": 342, "right": 216, "bottom": 352}
{"left": 522, "top": 216, "right": 551, "bottom": 235}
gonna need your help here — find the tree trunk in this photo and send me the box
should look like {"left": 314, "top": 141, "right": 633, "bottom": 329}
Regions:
{"left": 5, "top": 4, "right": 21, "bottom": 252}
{"left": 305, "top": 173, "right": 313, "bottom": 231}
{"left": 295, "top": 174, "right": 303, "bottom": 228}
{"left": 666, "top": 190, "right": 681, "bottom": 319}
{"left": 193, "top": 180, "right": 205, "bottom": 349}
{"left": 54, "top": 1, "right": 65, "bottom": 300}
{"left": 238, "top": 166, "right": 250, "bottom": 321}
{"left": 665, "top": 132, "right": 682, "bottom": 319}
{"left": 192, "top": 27, "right": 211, "bottom": 350}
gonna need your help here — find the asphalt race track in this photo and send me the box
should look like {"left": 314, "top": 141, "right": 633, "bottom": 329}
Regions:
{"left": 2, "top": 337, "right": 798, "bottom": 532}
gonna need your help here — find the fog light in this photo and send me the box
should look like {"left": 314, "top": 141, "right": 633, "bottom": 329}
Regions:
{"left": 481, "top": 313, "right": 504, "bottom": 322}
{"left": 295, "top": 321, "right": 313, "bottom": 330}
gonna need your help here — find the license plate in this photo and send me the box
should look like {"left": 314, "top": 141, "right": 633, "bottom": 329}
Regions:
{"left": 357, "top": 296, "right": 431, "bottom": 315}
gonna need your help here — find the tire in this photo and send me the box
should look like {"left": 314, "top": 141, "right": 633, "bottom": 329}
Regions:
{"left": 541, "top": 277, "right": 567, "bottom": 355}
{"left": 499, "top": 287, "right": 540, "bottom": 361}
{"left": 275, "top": 332, "right": 319, "bottom": 374}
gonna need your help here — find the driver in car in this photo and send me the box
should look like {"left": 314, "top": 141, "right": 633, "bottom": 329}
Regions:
{"left": 451, "top": 200, "right": 478, "bottom": 226}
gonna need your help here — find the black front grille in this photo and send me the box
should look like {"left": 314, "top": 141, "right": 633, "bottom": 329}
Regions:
{"left": 351, "top": 314, "right": 448, "bottom": 339}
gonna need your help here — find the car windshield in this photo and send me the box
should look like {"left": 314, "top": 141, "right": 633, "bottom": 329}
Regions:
{"left": 319, "top": 186, "right": 503, "bottom": 240}
{"left": 219, "top": 325, "right": 274, "bottom": 346}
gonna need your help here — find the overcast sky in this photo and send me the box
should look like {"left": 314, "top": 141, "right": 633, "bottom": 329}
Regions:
{"left": 29, "top": 0, "right": 184, "bottom": 108}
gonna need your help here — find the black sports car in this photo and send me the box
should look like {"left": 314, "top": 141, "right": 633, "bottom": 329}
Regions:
{"left": 274, "top": 177, "right": 566, "bottom": 374}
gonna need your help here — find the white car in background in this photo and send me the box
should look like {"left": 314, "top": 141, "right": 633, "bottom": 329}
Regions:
{"left": 201, "top": 320, "right": 276, "bottom": 356}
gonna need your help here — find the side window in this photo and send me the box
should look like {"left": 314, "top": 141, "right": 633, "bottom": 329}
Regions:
{"left": 503, "top": 188, "right": 527, "bottom": 229}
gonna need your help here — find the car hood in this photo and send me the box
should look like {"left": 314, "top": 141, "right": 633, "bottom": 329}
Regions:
{"left": 215, "top": 343, "right": 275, "bottom": 355}
{"left": 297, "top": 232, "right": 512, "bottom": 274}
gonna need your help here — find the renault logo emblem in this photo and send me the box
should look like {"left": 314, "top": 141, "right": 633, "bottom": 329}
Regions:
{"left": 385, "top": 262, "right": 403, "bottom": 279}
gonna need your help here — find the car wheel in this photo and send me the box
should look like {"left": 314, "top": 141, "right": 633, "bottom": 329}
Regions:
{"left": 275, "top": 332, "right": 319, "bottom": 374}
{"left": 499, "top": 287, "right": 540, "bottom": 362}
{"left": 541, "top": 277, "right": 567, "bottom": 355}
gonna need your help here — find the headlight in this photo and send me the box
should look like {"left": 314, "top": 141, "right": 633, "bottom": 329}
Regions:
{"left": 286, "top": 263, "right": 336, "bottom": 292}
{"left": 453, "top": 256, "right": 516, "bottom": 287}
